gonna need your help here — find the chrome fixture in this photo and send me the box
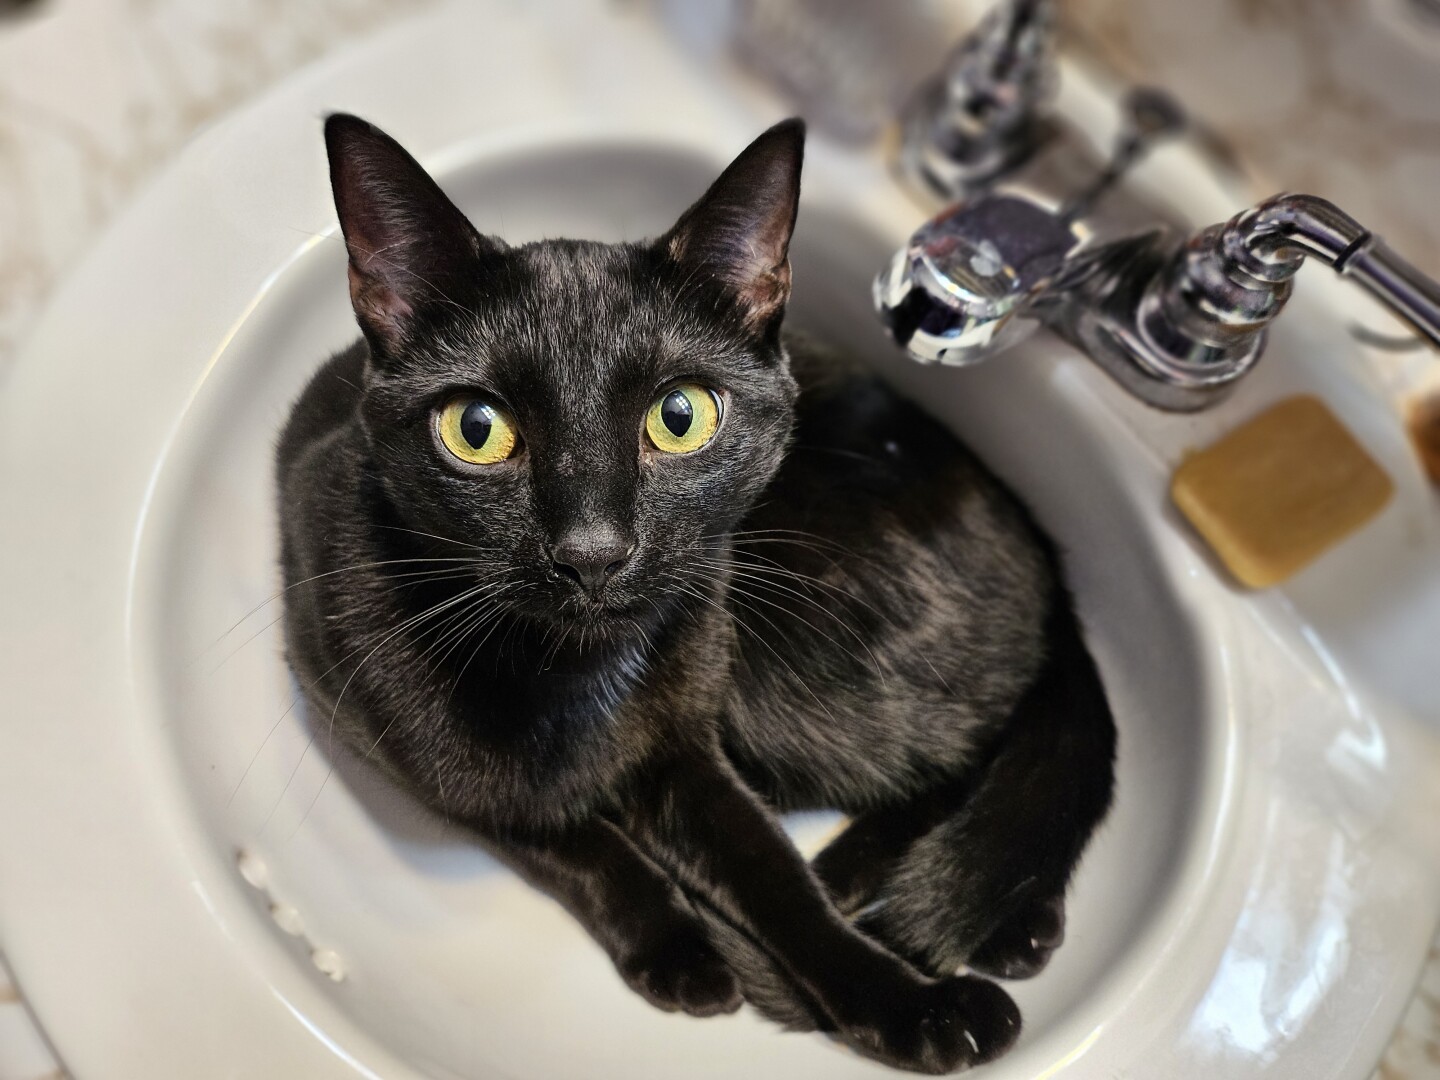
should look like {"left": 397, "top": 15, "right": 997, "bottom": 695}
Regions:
{"left": 1119, "top": 194, "right": 1440, "bottom": 408}
{"left": 875, "top": 0, "right": 1440, "bottom": 411}
{"left": 900, "top": 0, "right": 1057, "bottom": 198}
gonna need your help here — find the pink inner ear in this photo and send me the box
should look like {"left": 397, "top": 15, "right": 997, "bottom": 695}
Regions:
{"left": 738, "top": 260, "right": 792, "bottom": 328}
{"left": 348, "top": 261, "right": 414, "bottom": 346}
{"left": 667, "top": 219, "right": 793, "bottom": 328}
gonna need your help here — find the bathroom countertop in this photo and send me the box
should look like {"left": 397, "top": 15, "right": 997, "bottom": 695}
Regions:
{"left": 0, "top": 1, "right": 1435, "bottom": 1078}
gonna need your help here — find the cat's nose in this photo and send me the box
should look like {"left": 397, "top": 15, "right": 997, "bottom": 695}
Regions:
{"left": 549, "top": 527, "right": 636, "bottom": 596}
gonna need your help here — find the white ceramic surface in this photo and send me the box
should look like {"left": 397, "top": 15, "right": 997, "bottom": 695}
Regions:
{"left": 1, "top": 2, "right": 1438, "bottom": 1078}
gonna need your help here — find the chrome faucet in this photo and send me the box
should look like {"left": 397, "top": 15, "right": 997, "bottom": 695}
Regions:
{"left": 876, "top": 0, "right": 1440, "bottom": 411}
{"left": 899, "top": 0, "right": 1057, "bottom": 199}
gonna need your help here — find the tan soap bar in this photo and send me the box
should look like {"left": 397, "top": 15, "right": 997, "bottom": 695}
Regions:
{"left": 1171, "top": 395, "right": 1394, "bottom": 589}
{"left": 1407, "top": 389, "right": 1440, "bottom": 485}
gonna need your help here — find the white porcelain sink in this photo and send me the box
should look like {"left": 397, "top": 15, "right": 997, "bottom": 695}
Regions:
{"left": 1, "top": 3, "right": 1438, "bottom": 1078}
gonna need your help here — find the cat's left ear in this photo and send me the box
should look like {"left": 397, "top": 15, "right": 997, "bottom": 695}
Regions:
{"left": 661, "top": 118, "right": 805, "bottom": 333}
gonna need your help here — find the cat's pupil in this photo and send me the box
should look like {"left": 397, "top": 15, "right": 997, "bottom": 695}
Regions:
{"left": 661, "top": 391, "right": 693, "bottom": 438}
{"left": 460, "top": 401, "right": 494, "bottom": 449}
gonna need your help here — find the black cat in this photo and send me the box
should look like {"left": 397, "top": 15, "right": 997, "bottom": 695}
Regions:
{"left": 276, "top": 113, "right": 1116, "bottom": 1074}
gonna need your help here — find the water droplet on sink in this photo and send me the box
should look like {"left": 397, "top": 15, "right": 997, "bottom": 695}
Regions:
{"left": 311, "top": 948, "right": 346, "bottom": 982}
{"left": 235, "top": 848, "right": 268, "bottom": 890}
{"left": 270, "top": 902, "right": 305, "bottom": 936}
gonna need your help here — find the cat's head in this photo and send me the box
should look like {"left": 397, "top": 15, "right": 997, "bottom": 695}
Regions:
{"left": 324, "top": 114, "right": 804, "bottom": 639}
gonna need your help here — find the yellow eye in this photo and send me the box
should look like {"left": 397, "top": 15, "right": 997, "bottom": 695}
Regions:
{"left": 645, "top": 384, "right": 721, "bottom": 454}
{"left": 437, "top": 398, "right": 519, "bottom": 465}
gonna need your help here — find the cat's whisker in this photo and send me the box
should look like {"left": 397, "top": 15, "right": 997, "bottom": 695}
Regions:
{"left": 445, "top": 588, "right": 534, "bottom": 708}
{"left": 227, "top": 580, "right": 487, "bottom": 811}
{"left": 254, "top": 577, "right": 514, "bottom": 831}
{"left": 726, "top": 526, "right": 873, "bottom": 557}
{"left": 732, "top": 553, "right": 961, "bottom": 691}
{"left": 369, "top": 524, "right": 498, "bottom": 552}
{"left": 636, "top": 597, "right": 670, "bottom": 657}
{"left": 665, "top": 569, "right": 836, "bottom": 723}
{"left": 357, "top": 596, "right": 521, "bottom": 766}
{"left": 434, "top": 762, "right": 450, "bottom": 825}
{"left": 279, "top": 578, "right": 524, "bottom": 838}
{"left": 695, "top": 530, "right": 858, "bottom": 578}
{"left": 701, "top": 554, "right": 883, "bottom": 627}
{"left": 714, "top": 593, "right": 840, "bottom": 720}
{"left": 422, "top": 580, "right": 524, "bottom": 674}
{"left": 695, "top": 545, "right": 884, "bottom": 631}
{"left": 695, "top": 561, "right": 885, "bottom": 683}
{"left": 712, "top": 535, "right": 918, "bottom": 621}
{"left": 713, "top": 551, "right": 959, "bottom": 695}
{"left": 729, "top": 536, "right": 884, "bottom": 576}
{"left": 539, "top": 621, "right": 572, "bottom": 673}
{"left": 206, "top": 564, "right": 493, "bottom": 677}
{"left": 194, "top": 556, "right": 485, "bottom": 664}
{"left": 436, "top": 606, "right": 516, "bottom": 711}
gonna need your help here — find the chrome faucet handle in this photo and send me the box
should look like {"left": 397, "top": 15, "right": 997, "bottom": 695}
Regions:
{"left": 902, "top": 0, "right": 1057, "bottom": 199}
{"left": 874, "top": 193, "right": 1081, "bottom": 365}
{"left": 1133, "top": 194, "right": 1440, "bottom": 395}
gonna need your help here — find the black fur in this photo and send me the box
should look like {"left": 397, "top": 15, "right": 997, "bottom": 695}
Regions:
{"left": 276, "top": 114, "right": 1116, "bottom": 1074}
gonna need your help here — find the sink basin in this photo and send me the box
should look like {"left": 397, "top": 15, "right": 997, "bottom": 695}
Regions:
{"left": 1, "top": 2, "right": 1437, "bottom": 1078}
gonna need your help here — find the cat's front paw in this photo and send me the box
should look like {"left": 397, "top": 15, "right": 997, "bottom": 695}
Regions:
{"left": 618, "top": 926, "right": 743, "bottom": 1018}
{"left": 841, "top": 975, "right": 1020, "bottom": 1075}
{"left": 967, "top": 894, "right": 1065, "bottom": 981}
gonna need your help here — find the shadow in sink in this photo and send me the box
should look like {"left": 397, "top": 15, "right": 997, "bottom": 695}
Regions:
{"left": 151, "top": 142, "right": 1217, "bottom": 1078}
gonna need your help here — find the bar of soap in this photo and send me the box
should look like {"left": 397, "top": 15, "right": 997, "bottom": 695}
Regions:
{"left": 1407, "top": 388, "right": 1440, "bottom": 485}
{"left": 1171, "top": 395, "right": 1394, "bottom": 589}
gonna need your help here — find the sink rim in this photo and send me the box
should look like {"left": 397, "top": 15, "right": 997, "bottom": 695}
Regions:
{"left": 0, "top": 1, "right": 1435, "bottom": 1077}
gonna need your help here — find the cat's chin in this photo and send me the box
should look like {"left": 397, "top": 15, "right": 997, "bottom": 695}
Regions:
{"left": 514, "top": 593, "right": 671, "bottom": 649}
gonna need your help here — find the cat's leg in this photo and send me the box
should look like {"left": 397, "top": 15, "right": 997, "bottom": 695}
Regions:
{"left": 622, "top": 747, "right": 1021, "bottom": 1074}
{"left": 810, "top": 780, "right": 1068, "bottom": 980}
{"left": 850, "top": 606, "right": 1115, "bottom": 983}
{"left": 810, "top": 780, "right": 970, "bottom": 917}
{"left": 810, "top": 784, "right": 1065, "bottom": 978}
{"left": 965, "top": 893, "right": 1067, "bottom": 980}
{"left": 485, "top": 816, "right": 743, "bottom": 1017}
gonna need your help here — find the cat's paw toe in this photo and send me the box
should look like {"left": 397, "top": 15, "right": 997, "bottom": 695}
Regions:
{"left": 931, "top": 975, "right": 1023, "bottom": 1067}
{"left": 913, "top": 975, "right": 1021, "bottom": 1072}
{"left": 620, "top": 929, "right": 742, "bottom": 1018}
{"left": 967, "top": 894, "right": 1065, "bottom": 981}
{"left": 842, "top": 975, "right": 1020, "bottom": 1074}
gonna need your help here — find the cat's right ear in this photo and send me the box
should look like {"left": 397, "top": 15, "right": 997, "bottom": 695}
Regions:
{"left": 324, "top": 114, "right": 499, "bottom": 357}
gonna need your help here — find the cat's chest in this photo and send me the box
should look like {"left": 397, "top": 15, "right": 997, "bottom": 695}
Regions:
{"left": 452, "top": 659, "right": 638, "bottom": 746}
{"left": 357, "top": 642, "right": 659, "bottom": 827}
{"left": 434, "top": 637, "right": 654, "bottom": 764}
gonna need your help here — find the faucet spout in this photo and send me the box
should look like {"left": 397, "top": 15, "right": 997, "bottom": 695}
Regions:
{"left": 874, "top": 193, "right": 1082, "bottom": 366}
